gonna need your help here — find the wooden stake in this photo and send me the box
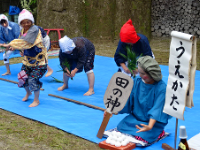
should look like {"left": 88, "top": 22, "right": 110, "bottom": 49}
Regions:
{"left": 0, "top": 78, "right": 44, "bottom": 91}
{"left": 97, "top": 112, "right": 112, "bottom": 139}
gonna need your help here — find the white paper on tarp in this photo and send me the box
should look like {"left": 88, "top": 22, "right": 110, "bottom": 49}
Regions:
{"left": 188, "top": 133, "right": 200, "bottom": 150}
{"left": 163, "top": 31, "right": 196, "bottom": 120}
{"left": 104, "top": 72, "right": 133, "bottom": 114}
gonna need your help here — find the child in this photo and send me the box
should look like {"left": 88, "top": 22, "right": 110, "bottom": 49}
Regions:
{"left": 58, "top": 36, "right": 95, "bottom": 96}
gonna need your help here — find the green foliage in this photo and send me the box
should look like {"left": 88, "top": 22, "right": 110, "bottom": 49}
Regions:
{"left": 20, "top": 0, "right": 37, "bottom": 17}
{"left": 119, "top": 45, "right": 141, "bottom": 77}
{"left": 51, "top": 76, "right": 64, "bottom": 83}
{"left": 57, "top": 60, "right": 73, "bottom": 80}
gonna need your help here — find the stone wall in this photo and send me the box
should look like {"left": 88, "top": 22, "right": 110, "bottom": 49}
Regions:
{"left": 37, "top": 0, "right": 152, "bottom": 42}
{"left": 151, "top": 0, "right": 200, "bottom": 38}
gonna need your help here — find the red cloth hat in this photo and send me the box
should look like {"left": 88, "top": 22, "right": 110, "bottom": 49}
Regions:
{"left": 120, "top": 19, "right": 140, "bottom": 44}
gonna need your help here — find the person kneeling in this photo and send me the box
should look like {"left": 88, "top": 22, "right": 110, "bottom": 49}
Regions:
{"left": 104, "top": 56, "right": 171, "bottom": 145}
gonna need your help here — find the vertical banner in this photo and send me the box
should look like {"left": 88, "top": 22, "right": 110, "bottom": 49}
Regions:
{"left": 163, "top": 31, "right": 197, "bottom": 120}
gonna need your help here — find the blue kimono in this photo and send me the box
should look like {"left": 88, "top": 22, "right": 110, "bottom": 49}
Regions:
{"left": 114, "top": 33, "right": 153, "bottom": 67}
{"left": 0, "top": 21, "right": 20, "bottom": 44}
{"left": 117, "top": 76, "right": 170, "bottom": 143}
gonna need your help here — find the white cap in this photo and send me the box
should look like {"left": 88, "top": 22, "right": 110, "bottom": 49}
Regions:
{"left": 179, "top": 126, "right": 187, "bottom": 139}
{"left": 0, "top": 14, "right": 12, "bottom": 29}
{"left": 59, "top": 36, "right": 76, "bottom": 53}
{"left": 18, "top": 9, "right": 34, "bottom": 25}
{"left": 0, "top": 14, "right": 8, "bottom": 22}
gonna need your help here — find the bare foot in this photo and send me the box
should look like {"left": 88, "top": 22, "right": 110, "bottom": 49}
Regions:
{"left": 84, "top": 90, "right": 95, "bottom": 96}
{"left": 29, "top": 100, "right": 39, "bottom": 107}
{"left": 22, "top": 92, "right": 32, "bottom": 101}
{"left": 45, "top": 69, "right": 53, "bottom": 77}
{"left": 57, "top": 85, "right": 68, "bottom": 91}
{"left": 2, "top": 72, "right": 11, "bottom": 76}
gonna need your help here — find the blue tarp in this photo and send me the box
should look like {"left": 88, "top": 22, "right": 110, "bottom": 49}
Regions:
{"left": 0, "top": 55, "right": 200, "bottom": 150}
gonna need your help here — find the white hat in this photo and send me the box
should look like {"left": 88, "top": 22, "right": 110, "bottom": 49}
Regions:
{"left": 0, "top": 14, "right": 8, "bottom": 22}
{"left": 0, "top": 14, "right": 12, "bottom": 30}
{"left": 18, "top": 9, "right": 34, "bottom": 25}
{"left": 59, "top": 36, "right": 76, "bottom": 53}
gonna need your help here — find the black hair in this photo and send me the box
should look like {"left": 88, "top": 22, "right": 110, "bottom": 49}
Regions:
{"left": 0, "top": 19, "right": 7, "bottom": 25}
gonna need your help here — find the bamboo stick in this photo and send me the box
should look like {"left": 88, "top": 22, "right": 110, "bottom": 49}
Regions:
{"left": 48, "top": 94, "right": 105, "bottom": 111}
{"left": 0, "top": 78, "right": 44, "bottom": 91}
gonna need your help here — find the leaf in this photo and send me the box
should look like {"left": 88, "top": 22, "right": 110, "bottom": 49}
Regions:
{"left": 58, "top": 60, "right": 73, "bottom": 80}
{"left": 118, "top": 45, "right": 143, "bottom": 77}
{"left": 51, "top": 76, "right": 64, "bottom": 83}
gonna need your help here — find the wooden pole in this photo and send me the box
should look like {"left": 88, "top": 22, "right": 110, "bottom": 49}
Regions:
{"left": 48, "top": 94, "right": 106, "bottom": 111}
{"left": 0, "top": 78, "right": 44, "bottom": 91}
{"left": 97, "top": 112, "right": 112, "bottom": 139}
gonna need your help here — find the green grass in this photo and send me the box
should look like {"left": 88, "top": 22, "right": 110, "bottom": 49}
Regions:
{"left": 0, "top": 37, "right": 199, "bottom": 149}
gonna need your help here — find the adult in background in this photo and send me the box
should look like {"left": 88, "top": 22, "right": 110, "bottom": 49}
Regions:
{"left": 104, "top": 56, "right": 170, "bottom": 145}
{"left": 0, "top": 14, "right": 20, "bottom": 76}
{"left": 58, "top": 36, "right": 95, "bottom": 96}
{"left": 114, "top": 19, "right": 154, "bottom": 75}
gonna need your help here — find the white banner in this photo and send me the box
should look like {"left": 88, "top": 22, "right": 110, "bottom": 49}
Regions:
{"left": 163, "top": 31, "right": 196, "bottom": 120}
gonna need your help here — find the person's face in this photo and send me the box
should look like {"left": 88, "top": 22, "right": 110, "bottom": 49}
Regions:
{"left": 0, "top": 20, "right": 8, "bottom": 27}
{"left": 138, "top": 66, "right": 155, "bottom": 84}
{"left": 20, "top": 19, "right": 32, "bottom": 31}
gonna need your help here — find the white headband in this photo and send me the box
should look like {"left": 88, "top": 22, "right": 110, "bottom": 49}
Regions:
{"left": 59, "top": 36, "right": 76, "bottom": 53}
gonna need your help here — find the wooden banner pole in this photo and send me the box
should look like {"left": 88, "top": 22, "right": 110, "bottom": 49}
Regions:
{"left": 0, "top": 78, "right": 44, "bottom": 91}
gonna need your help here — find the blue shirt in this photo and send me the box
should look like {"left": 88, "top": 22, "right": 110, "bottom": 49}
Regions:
{"left": 0, "top": 21, "right": 20, "bottom": 44}
{"left": 117, "top": 76, "right": 170, "bottom": 143}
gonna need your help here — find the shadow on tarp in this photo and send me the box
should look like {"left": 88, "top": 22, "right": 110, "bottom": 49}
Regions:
{"left": 0, "top": 55, "right": 200, "bottom": 150}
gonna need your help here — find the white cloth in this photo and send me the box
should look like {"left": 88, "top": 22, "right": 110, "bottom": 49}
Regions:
{"left": 0, "top": 14, "right": 12, "bottom": 30}
{"left": 42, "top": 35, "right": 51, "bottom": 51}
{"left": 59, "top": 36, "right": 75, "bottom": 53}
{"left": 3, "top": 50, "right": 13, "bottom": 64}
{"left": 18, "top": 9, "right": 34, "bottom": 25}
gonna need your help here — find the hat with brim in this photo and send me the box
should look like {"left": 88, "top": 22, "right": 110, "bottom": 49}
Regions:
{"left": 137, "top": 56, "right": 162, "bottom": 82}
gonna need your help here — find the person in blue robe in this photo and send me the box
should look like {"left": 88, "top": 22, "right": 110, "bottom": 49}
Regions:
{"left": 104, "top": 56, "right": 170, "bottom": 144}
{"left": 0, "top": 14, "right": 20, "bottom": 76}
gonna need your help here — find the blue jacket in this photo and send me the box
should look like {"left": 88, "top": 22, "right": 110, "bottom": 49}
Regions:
{"left": 117, "top": 76, "right": 170, "bottom": 143}
{"left": 0, "top": 21, "right": 20, "bottom": 44}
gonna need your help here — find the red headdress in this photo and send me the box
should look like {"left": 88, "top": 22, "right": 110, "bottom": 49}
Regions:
{"left": 120, "top": 19, "right": 140, "bottom": 44}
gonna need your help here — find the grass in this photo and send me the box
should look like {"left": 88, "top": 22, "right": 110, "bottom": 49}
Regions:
{"left": 0, "top": 37, "right": 199, "bottom": 149}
